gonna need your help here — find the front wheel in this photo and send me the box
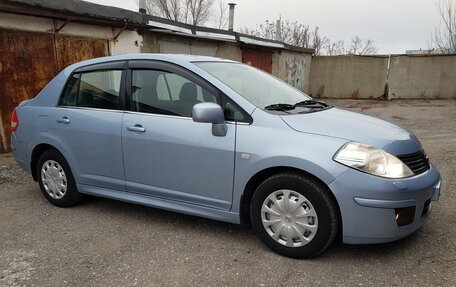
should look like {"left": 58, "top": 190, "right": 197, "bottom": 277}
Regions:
{"left": 37, "top": 149, "right": 82, "bottom": 207}
{"left": 250, "top": 173, "right": 339, "bottom": 258}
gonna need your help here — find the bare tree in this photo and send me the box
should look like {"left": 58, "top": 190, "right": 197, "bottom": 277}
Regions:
{"left": 239, "top": 20, "right": 274, "bottom": 39}
{"left": 310, "top": 27, "right": 328, "bottom": 56}
{"left": 324, "top": 40, "right": 346, "bottom": 56}
{"left": 145, "top": 0, "right": 186, "bottom": 22}
{"left": 347, "top": 36, "right": 377, "bottom": 55}
{"left": 187, "top": 0, "right": 214, "bottom": 26}
{"left": 430, "top": 0, "right": 456, "bottom": 54}
{"left": 348, "top": 36, "right": 363, "bottom": 55}
{"left": 240, "top": 20, "right": 328, "bottom": 55}
{"left": 145, "top": 0, "right": 215, "bottom": 26}
{"left": 212, "top": 0, "right": 228, "bottom": 29}
{"left": 322, "top": 37, "right": 377, "bottom": 55}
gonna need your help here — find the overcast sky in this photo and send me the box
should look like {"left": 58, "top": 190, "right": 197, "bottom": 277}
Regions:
{"left": 86, "top": 0, "right": 444, "bottom": 54}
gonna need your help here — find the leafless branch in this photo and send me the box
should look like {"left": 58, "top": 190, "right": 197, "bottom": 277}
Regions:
{"left": 430, "top": 0, "right": 456, "bottom": 54}
{"left": 212, "top": 0, "right": 228, "bottom": 29}
{"left": 346, "top": 36, "right": 377, "bottom": 55}
{"left": 240, "top": 20, "right": 327, "bottom": 55}
{"left": 324, "top": 40, "right": 346, "bottom": 55}
{"left": 144, "top": 0, "right": 215, "bottom": 26}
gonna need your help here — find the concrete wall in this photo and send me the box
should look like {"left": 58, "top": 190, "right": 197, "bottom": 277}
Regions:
{"left": 141, "top": 34, "right": 242, "bottom": 61}
{"left": 309, "top": 54, "right": 456, "bottom": 99}
{"left": 110, "top": 30, "right": 142, "bottom": 55}
{"left": 388, "top": 55, "right": 456, "bottom": 99}
{"left": 309, "top": 55, "right": 388, "bottom": 99}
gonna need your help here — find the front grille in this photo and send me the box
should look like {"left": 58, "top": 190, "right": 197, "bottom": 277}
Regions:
{"left": 397, "top": 151, "right": 430, "bottom": 175}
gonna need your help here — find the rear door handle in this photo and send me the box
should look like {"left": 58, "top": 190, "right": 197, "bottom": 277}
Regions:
{"left": 127, "top": 124, "right": 146, "bottom": 133}
{"left": 56, "top": 117, "right": 70, "bottom": 124}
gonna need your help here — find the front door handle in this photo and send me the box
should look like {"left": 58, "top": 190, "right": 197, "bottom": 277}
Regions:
{"left": 56, "top": 117, "right": 70, "bottom": 124}
{"left": 127, "top": 124, "right": 146, "bottom": 133}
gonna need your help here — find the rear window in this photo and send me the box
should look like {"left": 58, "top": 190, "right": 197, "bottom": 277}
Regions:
{"left": 59, "top": 70, "right": 122, "bottom": 110}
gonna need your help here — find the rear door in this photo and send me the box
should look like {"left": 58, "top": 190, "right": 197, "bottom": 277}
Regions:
{"left": 121, "top": 60, "right": 236, "bottom": 210}
{"left": 53, "top": 61, "right": 126, "bottom": 190}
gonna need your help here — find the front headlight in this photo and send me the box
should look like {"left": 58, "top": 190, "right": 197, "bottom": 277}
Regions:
{"left": 334, "top": 142, "right": 414, "bottom": 179}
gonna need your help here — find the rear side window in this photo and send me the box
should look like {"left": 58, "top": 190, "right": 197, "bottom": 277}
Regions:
{"left": 59, "top": 70, "right": 122, "bottom": 110}
{"left": 60, "top": 74, "right": 80, "bottom": 106}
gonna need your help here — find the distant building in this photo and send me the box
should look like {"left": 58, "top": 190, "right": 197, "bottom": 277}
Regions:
{"left": 451, "top": 34, "right": 456, "bottom": 54}
{"left": 405, "top": 49, "right": 441, "bottom": 55}
{"left": 406, "top": 35, "right": 456, "bottom": 55}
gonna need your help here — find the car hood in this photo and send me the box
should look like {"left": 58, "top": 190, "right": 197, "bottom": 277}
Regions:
{"left": 280, "top": 107, "right": 422, "bottom": 155}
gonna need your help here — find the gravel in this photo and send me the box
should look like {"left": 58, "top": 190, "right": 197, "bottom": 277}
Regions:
{"left": 0, "top": 99, "right": 455, "bottom": 286}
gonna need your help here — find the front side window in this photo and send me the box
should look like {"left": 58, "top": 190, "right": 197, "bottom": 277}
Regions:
{"left": 131, "top": 70, "right": 217, "bottom": 117}
{"left": 60, "top": 70, "right": 122, "bottom": 110}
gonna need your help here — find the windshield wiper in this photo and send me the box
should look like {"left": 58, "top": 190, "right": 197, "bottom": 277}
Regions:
{"left": 294, "top": 99, "right": 330, "bottom": 108}
{"left": 264, "top": 100, "right": 331, "bottom": 114}
{"left": 264, "top": 103, "right": 295, "bottom": 113}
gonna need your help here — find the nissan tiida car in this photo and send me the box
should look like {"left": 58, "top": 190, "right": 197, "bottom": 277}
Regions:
{"left": 11, "top": 54, "right": 441, "bottom": 258}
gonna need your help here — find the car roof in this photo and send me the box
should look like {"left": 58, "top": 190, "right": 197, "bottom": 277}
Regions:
{"left": 65, "top": 53, "right": 235, "bottom": 72}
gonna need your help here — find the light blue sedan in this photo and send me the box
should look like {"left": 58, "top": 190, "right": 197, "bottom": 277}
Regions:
{"left": 11, "top": 54, "right": 441, "bottom": 258}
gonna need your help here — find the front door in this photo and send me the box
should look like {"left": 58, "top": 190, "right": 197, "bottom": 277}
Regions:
{"left": 122, "top": 62, "right": 235, "bottom": 210}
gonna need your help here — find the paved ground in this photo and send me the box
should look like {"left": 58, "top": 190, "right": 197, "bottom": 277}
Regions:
{"left": 0, "top": 99, "right": 455, "bottom": 287}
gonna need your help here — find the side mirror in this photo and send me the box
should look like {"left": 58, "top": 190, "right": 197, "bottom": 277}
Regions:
{"left": 192, "top": 103, "right": 227, "bottom": 137}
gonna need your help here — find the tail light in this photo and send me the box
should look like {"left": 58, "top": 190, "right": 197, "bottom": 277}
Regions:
{"left": 11, "top": 109, "right": 19, "bottom": 132}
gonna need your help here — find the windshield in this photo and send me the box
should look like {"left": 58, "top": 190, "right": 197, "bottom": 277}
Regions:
{"left": 195, "top": 62, "right": 312, "bottom": 110}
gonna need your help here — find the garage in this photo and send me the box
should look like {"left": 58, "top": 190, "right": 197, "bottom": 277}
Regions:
{"left": 0, "top": 28, "right": 108, "bottom": 152}
{"left": 241, "top": 47, "right": 273, "bottom": 73}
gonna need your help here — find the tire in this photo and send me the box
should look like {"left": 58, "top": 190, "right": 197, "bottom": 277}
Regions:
{"left": 250, "top": 172, "right": 338, "bottom": 258}
{"left": 37, "top": 149, "right": 82, "bottom": 207}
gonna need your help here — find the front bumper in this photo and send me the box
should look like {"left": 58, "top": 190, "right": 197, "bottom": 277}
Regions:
{"left": 329, "top": 164, "right": 441, "bottom": 244}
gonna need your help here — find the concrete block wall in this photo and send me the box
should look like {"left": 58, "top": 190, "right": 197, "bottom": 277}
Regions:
{"left": 309, "top": 54, "right": 456, "bottom": 99}
{"left": 388, "top": 55, "right": 456, "bottom": 99}
{"left": 309, "top": 55, "right": 388, "bottom": 99}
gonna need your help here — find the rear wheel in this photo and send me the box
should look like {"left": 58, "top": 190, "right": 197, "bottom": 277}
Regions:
{"left": 37, "top": 149, "right": 82, "bottom": 207}
{"left": 250, "top": 173, "right": 338, "bottom": 258}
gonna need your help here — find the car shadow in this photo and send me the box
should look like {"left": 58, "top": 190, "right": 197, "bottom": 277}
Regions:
{"left": 79, "top": 194, "right": 249, "bottom": 231}
{"left": 327, "top": 232, "right": 421, "bottom": 258}
{"left": 77, "top": 194, "right": 423, "bottom": 260}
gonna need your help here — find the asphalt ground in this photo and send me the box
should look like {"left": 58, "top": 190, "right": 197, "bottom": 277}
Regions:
{"left": 1, "top": 99, "right": 455, "bottom": 286}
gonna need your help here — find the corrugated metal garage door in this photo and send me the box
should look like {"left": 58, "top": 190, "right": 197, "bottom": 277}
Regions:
{"left": 242, "top": 48, "right": 273, "bottom": 74}
{"left": 0, "top": 28, "right": 108, "bottom": 153}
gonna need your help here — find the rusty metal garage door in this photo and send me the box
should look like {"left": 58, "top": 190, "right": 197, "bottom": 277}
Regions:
{"left": 0, "top": 28, "right": 108, "bottom": 153}
{"left": 242, "top": 48, "right": 273, "bottom": 74}
{"left": 55, "top": 34, "right": 109, "bottom": 70}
